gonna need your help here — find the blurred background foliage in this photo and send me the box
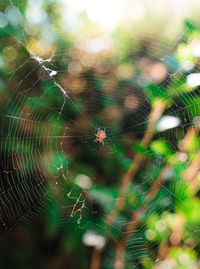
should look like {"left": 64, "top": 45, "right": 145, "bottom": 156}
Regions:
{"left": 1, "top": 0, "right": 200, "bottom": 268}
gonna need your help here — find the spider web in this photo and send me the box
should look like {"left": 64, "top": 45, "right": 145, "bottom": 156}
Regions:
{"left": 1, "top": 0, "right": 200, "bottom": 268}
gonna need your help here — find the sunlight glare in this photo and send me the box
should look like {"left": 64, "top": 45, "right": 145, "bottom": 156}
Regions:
{"left": 61, "top": 0, "right": 126, "bottom": 30}
{"left": 157, "top": 116, "right": 181, "bottom": 131}
{"left": 187, "top": 73, "right": 200, "bottom": 87}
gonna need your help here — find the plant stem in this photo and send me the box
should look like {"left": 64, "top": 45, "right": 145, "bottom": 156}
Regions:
{"left": 106, "top": 100, "right": 165, "bottom": 224}
{"left": 113, "top": 126, "right": 196, "bottom": 268}
{"left": 184, "top": 151, "right": 200, "bottom": 181}
{"left": 90, "top": 248, "right": 102, "bottom": 269}
{"left": 113, "top": 166, "right": 168, "bottom": 269}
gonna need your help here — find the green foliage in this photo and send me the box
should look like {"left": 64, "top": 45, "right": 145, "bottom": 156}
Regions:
{"left": 1, "top": 1, "right": 200, "bottom": 268}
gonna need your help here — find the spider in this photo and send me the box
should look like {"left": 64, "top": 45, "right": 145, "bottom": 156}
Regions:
{"left": 95, "top": 128, "right": 106, "bottom": 145}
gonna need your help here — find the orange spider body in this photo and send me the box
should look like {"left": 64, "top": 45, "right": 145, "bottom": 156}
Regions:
{"left": 95, "top": 128, "right": 106, "bottom": 145}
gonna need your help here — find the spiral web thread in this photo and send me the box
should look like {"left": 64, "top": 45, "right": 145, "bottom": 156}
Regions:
{"left": 1, "top": 0, "right": 200, "bottom": 267}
